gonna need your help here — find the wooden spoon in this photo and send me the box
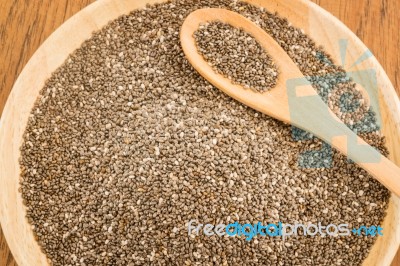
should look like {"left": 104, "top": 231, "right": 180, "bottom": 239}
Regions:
{"left": 180, "top": 8, "right": 400, "bottom": 196}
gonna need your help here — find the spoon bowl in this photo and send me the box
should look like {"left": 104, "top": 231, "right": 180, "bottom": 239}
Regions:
{"left": 180, "top": 8, "right": 400, "bottom": 197}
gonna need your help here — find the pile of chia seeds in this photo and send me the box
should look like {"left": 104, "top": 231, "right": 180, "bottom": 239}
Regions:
{"left": 20, "top": 0, "right": 389, "bottom": 265}
{"left": 194, "top": 21, "right": 278, "bottom": 92}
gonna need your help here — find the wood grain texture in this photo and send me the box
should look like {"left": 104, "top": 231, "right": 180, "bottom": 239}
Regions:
{"left": 313, "top": 0, "right": 400, "bottom": 98}
{"left": 0, "top": 0, "right": 398, "bottom": 265}
{"left": 0, "top": 0, "right": 94, "bottom": 116}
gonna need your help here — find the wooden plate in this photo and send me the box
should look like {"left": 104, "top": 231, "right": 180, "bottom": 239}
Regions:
{"left": 0, "top": 0, "right": 399, "bottom": 265}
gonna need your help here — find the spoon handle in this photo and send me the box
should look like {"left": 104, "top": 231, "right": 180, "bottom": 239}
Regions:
{"left": 180, "top": 8, "right": 400, "bottom": 196}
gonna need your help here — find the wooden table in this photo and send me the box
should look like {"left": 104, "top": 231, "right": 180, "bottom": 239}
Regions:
{"left": 0, "top": 0, "right": 399, "bottom": 265}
